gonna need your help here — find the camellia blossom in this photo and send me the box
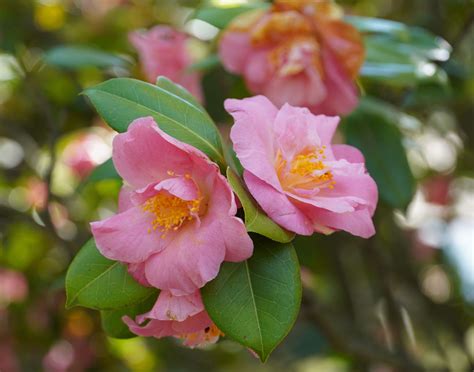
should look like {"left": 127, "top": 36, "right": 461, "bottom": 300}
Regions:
{"left": 124, "top": 290, "right": 223, "bottom": 347}
{"left": 129, "top": 26, "right": 203, "bottom": 102}
{"left": 227, "top": 96, "right": 378, "bottom": 238}
{"left": 219, "top": 0, "right": 364, "bottom": 116}
{"left": 91, "top": 116, "right": 253, "bottom": 296}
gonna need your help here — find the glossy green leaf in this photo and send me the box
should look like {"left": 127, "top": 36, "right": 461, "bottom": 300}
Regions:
{"left": 155, "top": 76, "right": 206, "bottom": 114}
{"left": 192, "top": 3, "right": 270, "bottom": 29}
{"left": 45, "top": 46, "right": 129, "bottom": 69}
{"left": 83, "top": 78, "right": 226, "bottom": 168}
{"left": 227, "top": 168, "right": 294, "bottom": 243}
{"left": 202, "top": 237, "right": 301, "bottom": 362}
{"left": 101, "top": 293, "right": 158, "bottom": 339}
{"left": 343, "top": 98, "right": 416, "bottom": 209}
{"left": 65, "top": 239, "right": 155, "bottom": 310}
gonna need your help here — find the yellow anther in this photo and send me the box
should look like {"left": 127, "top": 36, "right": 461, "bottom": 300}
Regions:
{"left": 278, "top": 146, "right": 336, "bottom": 190}
{"left": 142, "top": 193, "right": 201, "bottom": 237}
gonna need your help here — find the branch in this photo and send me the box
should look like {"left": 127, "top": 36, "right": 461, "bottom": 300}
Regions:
{"left": 301, "top": 289, "right": 427, "bottom": 372}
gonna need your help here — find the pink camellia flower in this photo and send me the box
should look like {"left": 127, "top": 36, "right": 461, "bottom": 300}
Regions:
{"left": 227, "top": 96, "right": 378, "bottom": 238}
{"left": 219, "top": 0, "right": 364, "bottom": 116}
{"left": 124, "top": 290, "right": 222, "bottom": 347}
{"left": 129, "top": 26, "right": 204, "bottom": 102}
{"left": 91, "top": 116, "right": 253, "bottom": 296}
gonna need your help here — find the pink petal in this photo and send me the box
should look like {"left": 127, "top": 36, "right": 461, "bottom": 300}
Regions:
{"left": 138, "top": 290, "right": 204, "bottom": 322}
{"left": 308, "top": 207, "right": 376, "bottom": 238}
{"left": 171, "top": 311, "right": 213, "bottom": 334}
{"left": 332, "top": 144, "right": 365, "bottom": 164}
{"left": 112, "top": 117, "right": 194, "bottom": 189}
{"left": 311, "top": 48, "right": 359, "bottom": 116}
{"left": 264, "top": 67, "right": 326, "bottom": 108}
{"left": 227, "top": 96, "right": 281, "bottom": 190}
{"left": 222, "top": 217, "right": 254, "bottom": 262}
{"left": 154, "top": 176, "right": 200, "bottom": 201}
{"left": 118, "top": 186, "right": 134, "bottom": 213}
{"left": 123, "top": 317, "right": 175, "bottom": 338}
{"left": 127, "top": 262, "right": 150, "bottom": 287}
{"left": 202, "top": 172, "right": 253, "bottom": 262}
{"left": 144, "top": 220, "right": 226, "bottom": 295}
{"left": 244, "top": 170, "right": 314, "bottom": 235}
{"left": 91, "top": 205, "right": 171, "bottom": 264}
{"left": 219, "top": 31, "right": 253, "bottom": 74}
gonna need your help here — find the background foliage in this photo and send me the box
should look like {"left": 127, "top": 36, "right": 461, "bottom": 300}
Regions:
{"left": 0, "top": 0, "right": 473, "bottom": 371}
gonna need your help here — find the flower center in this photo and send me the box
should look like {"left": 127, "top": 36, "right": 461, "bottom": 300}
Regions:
{"left": 276, "top": 147, "right": 336, "bottom": 191}
{"left": 142, "top": 193, "right": 200, "bottom": 237}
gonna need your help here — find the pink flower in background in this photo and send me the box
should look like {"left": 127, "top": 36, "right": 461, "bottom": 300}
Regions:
{"left": 129, "top": 26, "right": 204, "bottom": 102}
{"left": 91, "top": 117, "right": 253, "bottom": 296}
{"left": 227, "top": 96, "right": 378, "bottom": 238}
{"left": 219, "top": 0, "right": 364, "bottom": 116}
{"left": 0, "top": 269, "right": 28, "bottom": 306}
{"left": 124, "top": 290, "right": 222, "bottom": 347}
{"left": 61, "top": 130, "right": 112, "bottom": 179}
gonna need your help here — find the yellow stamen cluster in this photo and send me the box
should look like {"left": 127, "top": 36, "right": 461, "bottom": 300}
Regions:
{"left": 142, "top": 193, "right": 200, "bottom": 238}
{"left": 277, "top": 146, "right": 336, "bottom": 190}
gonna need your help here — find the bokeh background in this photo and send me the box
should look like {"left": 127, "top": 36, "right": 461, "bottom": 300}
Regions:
{"left": 0, "top": 0, "right": 473, "bottom": 371}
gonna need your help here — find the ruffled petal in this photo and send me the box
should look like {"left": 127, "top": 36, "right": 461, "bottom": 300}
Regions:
{"left": 244, "top": 170, "right": 314, "bottom": 235}
{"left": 91, "top": 205, "right": 172, "bottom": 264}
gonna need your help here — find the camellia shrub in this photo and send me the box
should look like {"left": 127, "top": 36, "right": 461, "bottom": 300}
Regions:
{"left": 34, "top": 0, "right": 471, "bottom": 368}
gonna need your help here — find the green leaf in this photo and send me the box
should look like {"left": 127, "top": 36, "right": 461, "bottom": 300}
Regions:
{"left": 65, "top": 239, "right": 156, "bottom": 310}
{"left": 187, "top": 54, "right": 220, "bottom": 72}
{"left": 347, "top": 16, "right": 451, "bottom": 86}
{"left": 45, "top": 46, "right": 129, "bottom": 70}
{"left": 83, "top": 78, "right": 226, "bottom": 168}
{"left": 155, "top": 76, "right": 206, "bottom": 114}
{"left": 346, "top": 16, "right": 451, "bottom": 61}
{"left": 202, "top": 237, "right": 301, "bottom": 362}
{"left": 84, "top": 158, "right": 120, "bottom": 184}
{"left": 360, "top": 35, "right": 448, "bottom": 85}
{"left": 345, "top": 15, "right": 407, "bottom": 35}
{"left": 101, "top": 293, "right": 158, "bottom": 339}
{"left": 192, "top": 3, "right": 270, "bottom": 29}
{"left": 342, "top": 98, "right": 416, "bottom": 209}
{"left": 227, "top": 168, "right": 294, "bottom": 243}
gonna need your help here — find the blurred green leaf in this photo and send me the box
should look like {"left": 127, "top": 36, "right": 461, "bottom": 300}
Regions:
{"left": 101, "top": 293, "right": 158, "bottom": 339}
{"left": 66, "top": 239, "right": 156, "bottom": 310}
{"left": 343, "top": 98, "right": 416, "bottom": 209}
{"left": 187, "top": 54, "right": 220, "bottom": 72}
{"left": 347, "top": 16, "right": 451, "bottom": 61}
{"left": 84, "top": 158, "right": 120, "bottom": 184}
{"left": 348, "top": 16, "right": 451, "bottom": 86}
{"left": 227, "top": 168, "right": 294, "bottom": 243}
{"left": 192, "top": 3, "right": 270, "bottom": 29}
{"left": 45, "top": 46, "right": 129, "bottom": 70}
{"left": 345, "top": 15, "right": 407, "bottom": 35}
{"left": 202, "top": 237, "right": 301, "bottom": 362}
{"left": 83, "top": 78, "right": 226, "bottom": 168}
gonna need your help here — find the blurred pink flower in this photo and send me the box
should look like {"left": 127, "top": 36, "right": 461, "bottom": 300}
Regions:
{"left": 91, "top": 117, "right": 253, "bottom": 296}
{"left": 129, "top": 26, "right": 204, "bottom": 102}
{"left": 124, "top": 290, "right": 222, "bottom": 347}
{"left": 61, "top": 131, "right": 112, "bottom": 179}
{"left": 219, "top": 0, "right": 364, "bottom": 116}
{"left": 43, "top": 340, "right": 75, "bottom": 372}
{"left": 227, "top": 96, "right": 378, "bottom": 238}
{"left": 0, "top": 268, "right": 28, "bottom": 306}
{"left": 25, "top": 177, "right": 48, "bottom": 210}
